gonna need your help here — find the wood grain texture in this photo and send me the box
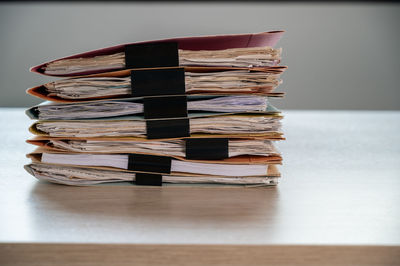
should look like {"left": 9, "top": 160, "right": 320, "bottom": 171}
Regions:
{"left": 0, "top": 109, "right": 399, "bottom": 265}
{"left": 1, "top": 244, "right": 399, "bottom": 266}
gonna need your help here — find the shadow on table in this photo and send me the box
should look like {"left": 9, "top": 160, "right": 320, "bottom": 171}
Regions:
{"left": 29, "top": 180, "right": 280, "bottom": 225}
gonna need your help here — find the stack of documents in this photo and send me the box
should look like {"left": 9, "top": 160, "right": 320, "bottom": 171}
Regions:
{"left": 25, "top": 30, "right": 286, "bottom": 186}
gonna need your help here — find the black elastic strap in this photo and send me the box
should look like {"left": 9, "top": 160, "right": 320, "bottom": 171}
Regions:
{"left": 127, "top": 154, "right": 171, "bottom": 174}
{"left": 185, "top": 138, "right": 229, "bottom": 160}
{"left": 135, "top": 173, "right": 162, "bottom": 186}
{"left": 146, "top": 118, "right": 190, "bottom": 139}
{"left": 130, "top": 67, "right": 185, "bottom": 97}
{"left": 125, "top": 42, "right": 179, "bottom": 69}
{"left": 144, "top": 96, "right": 187, "bottom": 119}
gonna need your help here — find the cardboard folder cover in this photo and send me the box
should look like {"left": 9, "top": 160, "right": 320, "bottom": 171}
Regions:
{"left": 24, "top": 162, "right": 281, "bottom": 186}
{"left": 26, "top": 66, "right": 287, "bottom": 103}
{"left": 25, "top": 96, "right": 279, "bottom": 120}
{"left": 26, "top": 136, "right": 283, "bottom": 160}
{"left": 30, "top": 30, "right": 284, "bottom": 77}
{"left": 27, "top": 148, "right": 282, "bottom": 177}
{"left": 29, "top": 112, "right": 283, "bottom": 140}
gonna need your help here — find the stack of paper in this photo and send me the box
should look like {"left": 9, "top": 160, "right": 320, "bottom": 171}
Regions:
{"left": 25, "top": 30, "right": 286, "bottom": 186}
{"left": 43, "top": 47, "right": 281, "bottom": 75}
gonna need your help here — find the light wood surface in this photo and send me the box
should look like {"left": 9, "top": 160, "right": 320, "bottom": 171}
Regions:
{"left": 0, "top": 109, "right": 399, "bottom": 265}
{"left": 1, "top": 244, "right": 399, "bottom": 266}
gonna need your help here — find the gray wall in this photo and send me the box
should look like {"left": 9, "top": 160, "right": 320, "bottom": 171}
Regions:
{"left": 0, "top": 3, "right": 399, "bottom": 109}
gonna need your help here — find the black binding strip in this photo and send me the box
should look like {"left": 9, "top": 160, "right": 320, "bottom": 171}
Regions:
{"left": 135, "top": 173, "right": 162, "bottom": 186}
{"left": 125, "top": 42, "right": 179, "bottom": 69}
{"left": 146, "top": 118, "right": 190, "bottom": 139}
{"left": 128, "top": 154, "right": 171, "bottom": 174}
{"left": 186, "top": 138, "right": 229, "bottom": 160}
{"left": 144, "top": 96, "right": 187, "bottom": 119}
{"left": 130, "top": 67, "right": 185, "bottom": 97}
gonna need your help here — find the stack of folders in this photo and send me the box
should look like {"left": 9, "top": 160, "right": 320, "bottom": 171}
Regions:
{"left": 25, "top": 30, "right": 287, "bottom": 186}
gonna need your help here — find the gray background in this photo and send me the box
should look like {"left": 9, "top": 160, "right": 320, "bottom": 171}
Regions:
{"left": 0, "top": 2, "right": 399, "bottom": 109}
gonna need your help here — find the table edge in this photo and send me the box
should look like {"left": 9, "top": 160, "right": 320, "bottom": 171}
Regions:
{"left": 1, "top": 243, "right": 399, "bottom": 266}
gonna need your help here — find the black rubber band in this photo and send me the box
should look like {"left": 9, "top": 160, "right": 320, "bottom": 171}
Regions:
{"left": 130, "top": 67, "right": 185, "bottom": 97}
{"left": 146, "top": 118, "right": 190, "bottom": 139}
{"left": 125, "top": 42, "right": 179, "bottom": 69}
{"left": 186, "top": 138, "right": 229, "bottom": 160}
{"left": 127, "top": 154, "right": 171, "bottom": 174}
{"left": 144, "top": 96, "right": 187, "bottom": 119}
{"left": 135, "top": 173, "right": 162, "bottom": 186}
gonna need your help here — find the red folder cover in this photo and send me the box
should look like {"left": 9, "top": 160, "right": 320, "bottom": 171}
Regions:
{"left": 30, "top": 30, "right": 284, "bottom": 77}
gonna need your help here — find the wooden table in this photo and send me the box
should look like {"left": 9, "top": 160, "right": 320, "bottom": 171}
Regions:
{"left": 0, "top": 109, "right": 399, "bottom": 265}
